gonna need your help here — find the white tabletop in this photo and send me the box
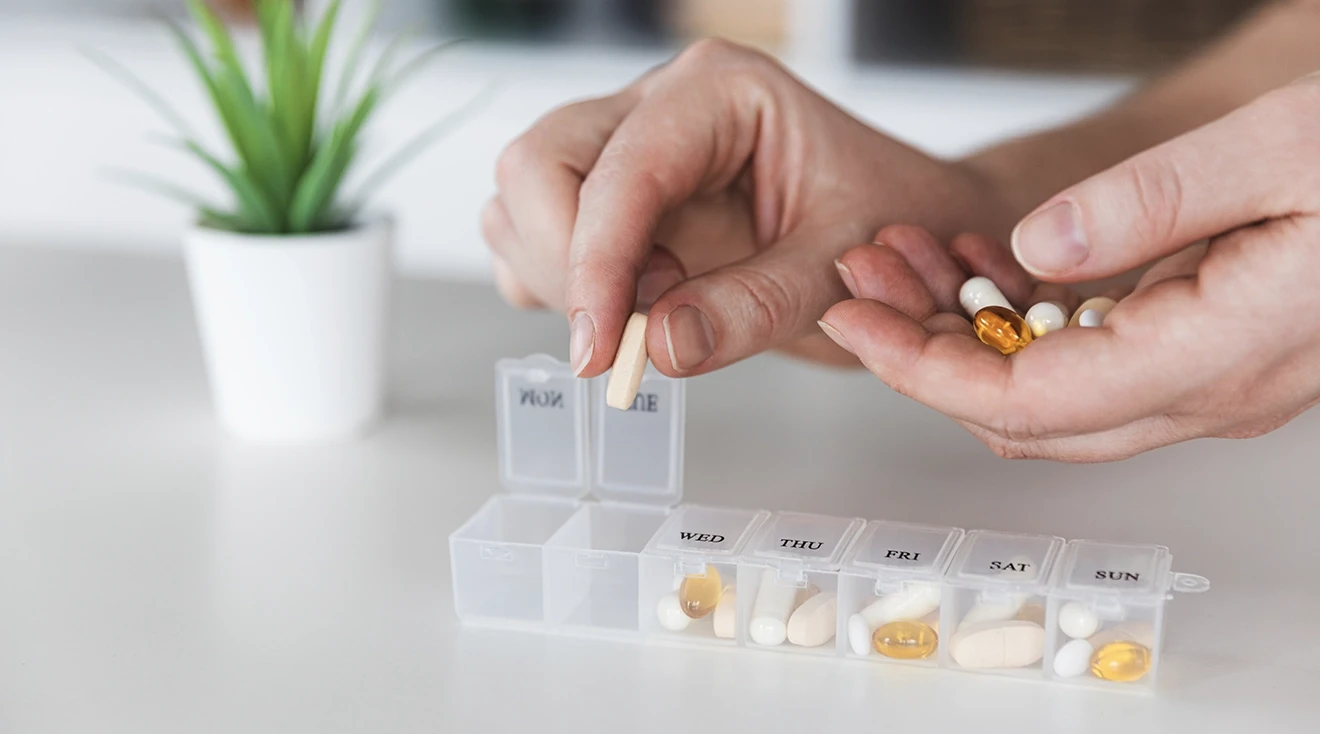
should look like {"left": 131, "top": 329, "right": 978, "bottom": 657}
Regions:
{"left": 2, "top": 246, "right": 1316, "bottom": 733}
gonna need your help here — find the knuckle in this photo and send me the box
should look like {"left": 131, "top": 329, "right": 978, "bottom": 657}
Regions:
{"left": 984, "top": 436, "right": 1035, "bottom": 461}
{"left": 722, "top": 266, "right": 800, "bottom": 342}
{"left": 675, "top": 37, "right": 745, "bottom": 69}
{"left": 495, "top": 134, "right": 539, "bottom": 191}
{"left": 1113, "top": 153, "right": 1185, "bottom": 248}
{"left": 479, "top": 199, "right": 506, "bottom": 250}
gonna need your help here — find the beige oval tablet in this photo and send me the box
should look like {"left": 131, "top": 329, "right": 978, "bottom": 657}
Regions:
{"left": 713, "top": 587, "right": 737, "bottom": 639}
{"left": 787, "top": 591, "right": 837, "bottom": 647}
{"left": 950, "top": 620, "right": 1045, "bottom": 669}
{"left": 606, "top": 313, "right": 650, "bottom": 410}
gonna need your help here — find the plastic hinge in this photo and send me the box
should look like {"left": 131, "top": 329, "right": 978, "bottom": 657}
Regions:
{"left": 480, "top": 545, "right": 514, "bottom": 562}
{"left": 1170, "top": 572, "right": 1210, "bottom": 594}
{"left": 677, "top": 558, "right": 709, "bottom": 577}
{"left": 576, "top": 551, "right": 609, "bottom": 570}
{"left": 874, "top": 578, "right": 907, "bottom": 596}
{"left": 1091, "top": 597, "right": 1127, "bottom": 619}
{"left": 775, "top": 565, "right": 808, "bottom": 587}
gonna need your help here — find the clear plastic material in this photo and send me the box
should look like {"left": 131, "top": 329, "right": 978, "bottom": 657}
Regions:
{"left": 592, "top": 365, "right": 685, "bottom": 506}
{"left": 840, "top": 521, "right": 964, "bottom": 666}
{"left": 495, "top": 355, "right": 589, "bottom": 499}
{"left": 736, "top": 512, "right": 864, "bottom": 655}
{"left": 940, "top": 530, "right": 1064, "bottom": 678}
{"left": 1044, "top": 540, "right": 1208, "bottom": 691}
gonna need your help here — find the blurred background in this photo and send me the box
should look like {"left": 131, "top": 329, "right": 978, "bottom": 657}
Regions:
{"left": 0, "top": 0, "right": 1267, "bottom": 277}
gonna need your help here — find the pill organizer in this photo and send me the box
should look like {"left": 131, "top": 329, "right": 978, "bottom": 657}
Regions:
{"left": 449, "top": 355, "right": 1209, "bottom": 692}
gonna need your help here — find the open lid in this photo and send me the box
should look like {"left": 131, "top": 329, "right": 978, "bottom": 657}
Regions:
{"left": 645, "top": 504, "right": 770, "bottom": 558}
{"left": 1053, "top": 539, "right": 1208, "bottom": 600}
{"left": 495, "top": 355, "right": 590, "bottom": 500}
{"left": 741, "top": 511, "right": 865, "bottom": 571}
{"left": 844, "top": 520, "right": 964, "bottom": 581}
{"left": 591, "top": 365, "right": 685, "bottom": 507}
{"left": 946, "top": 529, "right": 1064, "bottom": 593}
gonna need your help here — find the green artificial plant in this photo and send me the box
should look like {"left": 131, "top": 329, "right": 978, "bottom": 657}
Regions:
{"left": 89, "top": 0, "right": 481, "bottom": 235}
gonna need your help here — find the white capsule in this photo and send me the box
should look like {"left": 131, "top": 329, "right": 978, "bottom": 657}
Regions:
{"left": 1058, "top": 602, "right": 1101, "bottom": 639}
{"left": 959, "top": 277, "right": 1015, "bottom": 319}
{"left": 1069, "top": 297, "right": 1117, "bottom": 328}
{"left": 749, "top": 569, "right": 799, "bottom": 646}
{"left": 656, "top": 592, "right": 691, "bottom": 631}
{"left": 847, "top": 613, "right": 874, "bottom": 656}
{"left": 869, "top": 583, "right": 942, "bottom": 627}
{"left": 1053, "top": 638, "right": 1095, "bottom": 678}
{"left": 1024, "top": 301, "right": 1068, "bottom": 337}
{"left": 787, "top": 591, "right": 837, "bottom": 647}
{"left": 957, "top": 594, "right": 1028, "bottom": 632}
{"left": 713, "top": 587, "right": 737, "bottom": 639}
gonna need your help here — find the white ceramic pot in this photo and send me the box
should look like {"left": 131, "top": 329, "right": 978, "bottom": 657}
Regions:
{"left": 183, "top": 218, "right": 393, "bottom": 442}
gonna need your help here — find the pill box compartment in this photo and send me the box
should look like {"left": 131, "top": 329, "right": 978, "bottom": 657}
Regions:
{"left": 1044, "top": 540, "right": 1209, "bottom": 691}
{"left": 639, "top": 505, "right": 770, "bottom": 644}
{"left": 839, "top": 521, "right": 964, "bottom": 666}
{"left": 940, "top": 530, "right": 1064, "bottom": 677}
{"left": 736, "top": 511, "right": 864, "bottom": 655}
{"left": 450, "top": 355, "right": 686, "bottom": 633}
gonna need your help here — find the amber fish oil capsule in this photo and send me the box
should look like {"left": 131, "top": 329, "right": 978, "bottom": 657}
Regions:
{"left": 872, "top": 619, "right": 938, "bottom": 660}
{"left": 678, "top": 566, "right": 722, "bottom": 619}
{"left": 974, "top": 306, "right": 1034, "bottom": 355}
{"left": 1090, "top": 641, "right": 1152, "bottom": 682}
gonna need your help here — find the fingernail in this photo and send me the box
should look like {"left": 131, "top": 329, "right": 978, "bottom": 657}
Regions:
{"left": 636, "top": 263, "right": 685, "bottom": 312}
{"left": 834, "top": 259, "right": 860, "bottom": 298}
{"left": 663, "top": 305, "right": 715, "bottom": 372}
{"left": 569, "top": 312, "right": 595, "bottom": 376}
{"left": 817, "top": 320, "right": 854, "bottom": 354}
{"left": 1012, "top": 200, "right": 1089, "bottom": 276}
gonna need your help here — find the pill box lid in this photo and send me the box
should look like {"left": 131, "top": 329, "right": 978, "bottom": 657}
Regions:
{"left": 589, "top": 364, "right": 685, "bottom": 506}
{"left": 740, "top": 511, "right": 866, "bottom": 571}
{"left": 496, "top": 355, "right": 592, "bottom": 499}
{"left": 1053, "top": 539, "right": 1173, "bottom": 599}
{"left": 644, "top": 505, "right": 771, "bottom": 558}
{"left": 945, "top": 529, "right": 1065, "bottom": 592}
{"left": 843, "top": 520, "right": 964, "bottom": 580}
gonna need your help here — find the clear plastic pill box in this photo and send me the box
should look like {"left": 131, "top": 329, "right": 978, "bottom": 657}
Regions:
{"left": 449, "top": 356, "right": 1209, "bottom": 692}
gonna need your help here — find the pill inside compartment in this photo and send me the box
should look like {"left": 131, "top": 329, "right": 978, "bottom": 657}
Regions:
{"left": 941, "top": 530, "right": 1064, "bottom": 677}
{"left": 639, "top": 505, "right": 770, "bottom": 644}
{"left": 735, "top": 511, "right": 864, "bottom": 656}
{"left": 1046, "top": 540, "right": 1205, "bottom": 691}
{"left": 839, "top": 520, "right": 965, "bottom": 667}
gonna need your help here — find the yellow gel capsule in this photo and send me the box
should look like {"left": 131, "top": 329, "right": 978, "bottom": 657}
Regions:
{"left": 1090, "top": 640, "right": 1151, "bottom": 682}
{"left": 678, "top": 567, "right": 723, "bottom": 619}
{"left": 973, "top": 306, "right": 1034, "bottom": 355}
{"left": 872, "top": 620, "right": 939, "bottom": 660}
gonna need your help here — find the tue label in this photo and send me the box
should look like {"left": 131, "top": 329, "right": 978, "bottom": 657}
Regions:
{"left": 625, "top": 393, "right": 660, "bottom": 413}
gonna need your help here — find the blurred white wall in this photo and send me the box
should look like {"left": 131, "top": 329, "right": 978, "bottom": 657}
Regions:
{"left": 0, "top": 14, "right": 1133, "bottom": 280}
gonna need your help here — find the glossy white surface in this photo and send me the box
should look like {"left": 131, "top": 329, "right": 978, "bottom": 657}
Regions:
{"left": 3, "top": 247, "right": 1320, "bottom": 733}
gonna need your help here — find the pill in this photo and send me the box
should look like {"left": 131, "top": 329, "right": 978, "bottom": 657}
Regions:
{"left": 678, "top": 566, "right": 722, "bottom": 619}
{"left": 845, "top": 583, "right": 941, "bottom": 656}
{"left": 656, "top": 592, "right": 691, "bottom": 632}
{"left": 1058, "top": 602, "right": 1100, "bottom": 639}
{"left": 1089, "top": 622, "right": 1156, "bottom": 649}
{"left": 1090, "top": 640, "right": 1152, "bottom": 682}
{"left": 957, "top": 594, "right": 1028, "bottom": 632}
{"left": 1068, "top": 297, "right": 1117, "bottom": 328}
{"left": 1024, "top": 301, "right": 1068, "bottom": 337}
{"left": 960, "top": 276, "right": 1015, "bottom": 318}
{"left": 950, "top": 620, "right": 1046, "bottom": 669}
{"left": 749, "top": 569, "right": 799, "bottom": 646}
{"left": 973, "top": 306, "right": 1033, "bottom": 355}
{"left": 872, "top": 619, "right": 939, "bottom": 660}
{"left": 848, "top": 612, "right": 875, "bottom": 656}
{"left": 787, "top": 591, "right": 837, "bottom": 647}
{"left": 713, "top": 587, "right": 737, "bottom": 639}
{"left": 1015, "top": 603, "right": 1046, "bottom": 627}
{"left": 605, "top": 312, "right": 649, "bottom": 410}
{"left": 1053, "top": 638, "right": 1095, "bottom": 678}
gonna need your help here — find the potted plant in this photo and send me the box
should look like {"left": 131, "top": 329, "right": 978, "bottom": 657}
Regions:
{"left": 91, "top": 0, "right": 479, "bottom": 441}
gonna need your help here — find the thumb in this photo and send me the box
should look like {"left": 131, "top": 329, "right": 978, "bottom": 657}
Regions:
{"left": 1010, "top": 90, "right": 1304, "bottom": 281}
{"left": 644, "top": 242, "right": 850, "bottom": 376}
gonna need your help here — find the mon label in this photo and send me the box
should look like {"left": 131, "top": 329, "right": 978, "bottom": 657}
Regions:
{"left": 518, "top": 388, "right": 564, "bottom": 409}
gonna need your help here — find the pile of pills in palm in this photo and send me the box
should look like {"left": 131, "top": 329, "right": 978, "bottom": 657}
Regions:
{"left": 959, "top": 277, "right": 1117, "bottom": 355}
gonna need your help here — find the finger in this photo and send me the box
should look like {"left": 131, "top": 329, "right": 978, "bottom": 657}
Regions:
{"left": 480, "top": 196, "right": 516, "bottom": 258}
{"left": 566, "top": 82, "right": 760, "bottom": 376}
{"left": 835, "top": 243, "right": 939, "bottom": 321}
{"left": 819, "top": 297, "right": 1188, "bottom": 440}
{"left": 636, "top": 246, "right": 687, "bottom": 312}
{"left": 873, "top": 225, "right": 966, "bottom": 314}
{"left": 646, "top": 241, "right": 849, "bottom": 376}
{"left": 1010, "top": 88, "right": 1313, "bottom": 281}
{"left": 959, "top": 413, "right": 1191, "bottom": 463}
{"left": 495, "top": 93, "right": 639, "bottom": 311}
{"left": 1134, "top": 240, "right": 1208, "bottom": 293}
{"left": 491, "top": 255, "right": 544, "bottom": 310}
{"left": 948, "top": 233, "right": 1035, "bottom": 308}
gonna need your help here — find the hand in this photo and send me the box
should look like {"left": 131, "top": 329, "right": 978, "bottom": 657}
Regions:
{"left": 482, "top": 39, "right": 1014, "bottom": 377}
{"left": 820, "top": 77, "right": 1320, "bottom": 462}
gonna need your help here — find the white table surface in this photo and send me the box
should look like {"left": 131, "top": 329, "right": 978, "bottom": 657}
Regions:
{"left": 2, "top": 246, "right": 1317, "bottom": 733}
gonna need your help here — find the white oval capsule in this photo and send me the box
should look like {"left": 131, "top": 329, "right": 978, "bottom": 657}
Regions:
{"left": 1024, "top": 301, "right": 1068, "bottom": 337}
{"left": 1069, "top": 297, "right": 1117, "bottom": 328}
{"left": 959, "top": 277, "right": 1015, "bottom": 319}
{"left": 1058, "top": 602, "right": 1100, "bottom": 639}
{"left": 713, "top": 587, "right": 737, "bottom": 639}
{"left": 847, "top": 613, "right": 874, "bottom": 656}
{"left": 749, "top": 569, "right": 799, "bottom": 646}
{"left": 950, "top": 620, "right": 1045, "bottom": 669}
{"left": 787, "top": 591, "right": 837, "bottom": 647}
{"left": 957, "top": 594, "right": 1028, "bottom": 632}
{"left": 1053, "top": 638, "right": 1094, "bottom": 678}
{"left": 656, "top": 592, "right": 691, "bottom": 631}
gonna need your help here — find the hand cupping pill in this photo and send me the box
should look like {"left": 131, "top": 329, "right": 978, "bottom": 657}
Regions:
{"left": 605, "top": 313, "right": 649, "bottom": 410}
